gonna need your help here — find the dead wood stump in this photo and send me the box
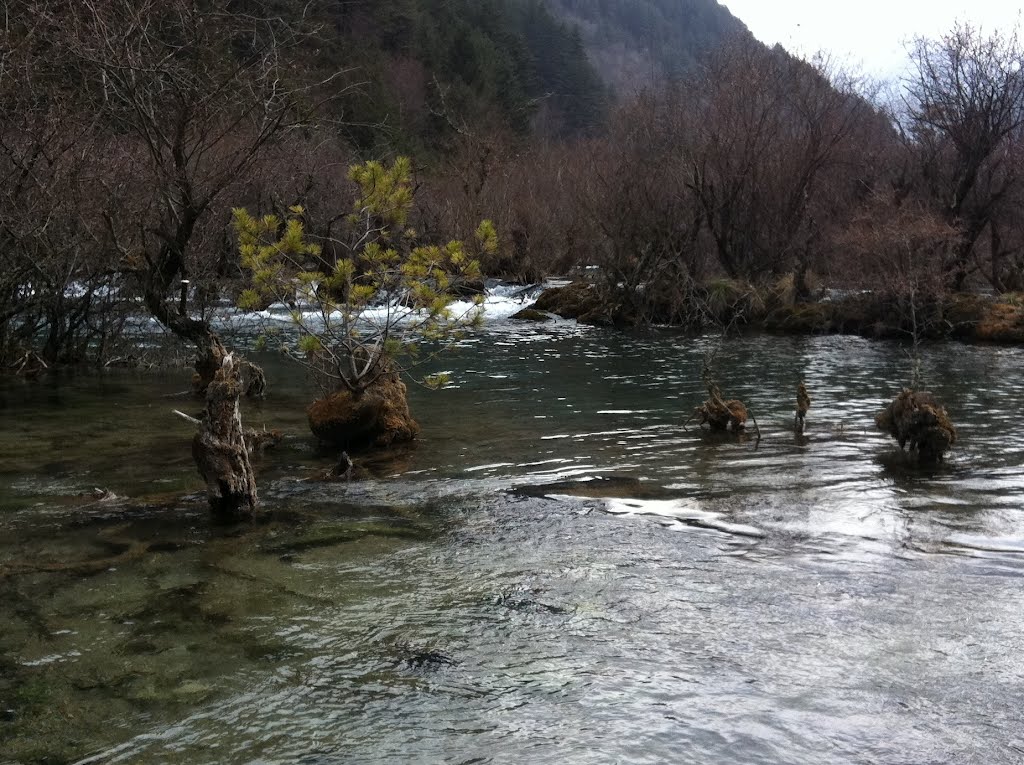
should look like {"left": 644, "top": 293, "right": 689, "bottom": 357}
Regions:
{"left": 795, "top": 381, "right": 811, "bottom": 432}
{"left": 192, "top": 354, "right": 258, "bottom": 520}
{"left": 191, "top": 336, "right": 228, "bottom": 396}
{"left": 694, "top": 383, "right": 748, "bottom": 431}
{"left": 875, "top": 388, "right": 957, "bottom": 464}
{"left": 243, "top": 361, "right": 267, "bottom": 398}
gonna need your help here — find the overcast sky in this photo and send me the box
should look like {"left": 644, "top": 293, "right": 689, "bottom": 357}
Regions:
{"left": 721, "top": 1, "right": 1022, "bottom": 80}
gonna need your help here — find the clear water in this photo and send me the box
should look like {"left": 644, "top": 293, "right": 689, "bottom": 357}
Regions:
{"left": 2, "top": 317, "right": 1024, "bottom": 765}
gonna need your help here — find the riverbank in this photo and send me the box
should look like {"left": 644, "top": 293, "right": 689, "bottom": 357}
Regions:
{"left": 527, "top": 281, "right": 1024, "bottom": 343}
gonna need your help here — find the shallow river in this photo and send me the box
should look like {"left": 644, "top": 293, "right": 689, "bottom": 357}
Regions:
{"left": 2, "top": 314, "right": 1024, "bottom": 764}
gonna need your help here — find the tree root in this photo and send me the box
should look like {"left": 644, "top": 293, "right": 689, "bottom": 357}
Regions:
{"left": 325, "top": 450, "right": 370, "bottom": 481}
{"left": 8, "top": 350, "right": 48, "bottom": 378}
{"left": 694, "top": 383, "right": 748, "bottom": 431}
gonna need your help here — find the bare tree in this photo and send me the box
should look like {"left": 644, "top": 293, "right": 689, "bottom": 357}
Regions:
{"left": 580, "top": 88, "right": 709, "bottom": 325}
{"left": 687, "top": 38, "right": 870, "bottom": 291}
{"left": 57, "top": 0, "right": 342, "bottom": 388}
{"left": 0, "top": 2, "right": 129, "bottom": 367}
{"left": 835, "top": 191, "right": 959, "bottom": 338}
{"left": 12, "top": 0, "right": 348, "bottom": 518}
{"left": 902, "top": 22, "right": 1024, "bottom": 290}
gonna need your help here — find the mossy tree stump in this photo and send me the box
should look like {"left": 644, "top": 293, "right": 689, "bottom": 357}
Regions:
{"left": 694, "top": 383, "right": 748, "bottom": 431}
{"left": 531, "top": 281, "right": 600, "bottom": 320}
{"left": 307, "top": 371, "right": 420, "bottom": 451}
{"left": 875, "top": 388, "right": 957, "bottom": 464}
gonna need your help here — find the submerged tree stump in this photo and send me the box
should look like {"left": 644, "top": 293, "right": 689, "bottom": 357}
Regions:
{"left": 308, "top": 371, "right": 420, "bottom": 450}
{"left": 694, "top": 383, "right": 748, "bottom": 431}
{"left": 795, "top": 381, "right": 811, "bottom": 433}
{"left": 875, "top": 388, "right": 957, "bottom": 464}
{"left": 243, "top": 361, "right": 267, "bottom": 398}
{"left": 186, "top": 334, "right": 268, "bottom": 399}
{"left": 191, "top": 336, "right": 228, "bottom": 396}
{"left": 326, "top": 450, "right": 372, "bottom": 481}
{"left": 192, "top": 354, "right": 258, "bottom": 519}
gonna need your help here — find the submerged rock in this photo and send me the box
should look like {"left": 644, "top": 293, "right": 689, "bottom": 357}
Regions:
{"left": 513, "top": 475, "right": 644, "bottom": 498}
{"left": 510, "top": 307, "right": 554, "bottom": 322}
{"left": 308, "top": 373, "right": 420, "bottom": 450}
{"left": 531, "top": 281, "right": 601, "bottom": 320}
{"left": 397, "top": 645, "right": 459, "bottom": 670}
{"left": 875, "top": 388, "right": 956, "bottom": 464}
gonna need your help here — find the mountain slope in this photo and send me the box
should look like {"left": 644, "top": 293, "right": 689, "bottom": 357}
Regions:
{"left": 324, "top": 0, "right": 607, "bottom": 150}
{"left": 545, "top": 0, "right": 751, "bottom": 90}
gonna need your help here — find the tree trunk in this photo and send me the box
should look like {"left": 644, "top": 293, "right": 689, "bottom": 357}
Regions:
{"left": 794, "top": 259, "right": 812, "bottom": 303}
{"left": 193, "top": 334, "right": 228, "bottom": 395}
{"left": 191, "top": 354, "right": 258, "bottom": 520}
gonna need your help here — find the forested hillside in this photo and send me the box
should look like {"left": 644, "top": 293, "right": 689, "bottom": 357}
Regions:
{"left": 325, "top": 0, "right": 607, "bottom": 151}
{"left": 3, "top": 0, "right": 1023, "bottom": 373}
{"left": 327, "top": 0, "right": 749, "bottom": 145}
{"left": 545, "top": 0, "right": 750, "bottom": 89}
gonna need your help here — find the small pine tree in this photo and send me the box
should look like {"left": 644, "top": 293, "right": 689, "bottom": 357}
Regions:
{"left": 233, "top": 157, "right": 494, "bottom": 395}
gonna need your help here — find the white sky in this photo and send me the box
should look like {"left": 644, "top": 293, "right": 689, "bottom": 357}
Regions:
{"left": 721, "top": 1, "right": 1022, "bottom": 80}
